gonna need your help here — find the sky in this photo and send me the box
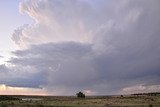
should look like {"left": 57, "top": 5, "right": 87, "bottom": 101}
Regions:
{"left": 0, "top": 0, "right": 31, "bottom": 64}
{"left": 0, "top": 0, "right": 160, "bottom": 95}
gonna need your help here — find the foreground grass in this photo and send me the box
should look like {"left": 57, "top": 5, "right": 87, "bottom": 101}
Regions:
{"left": 0, "top": 95, "right": 160, "bottom": 107}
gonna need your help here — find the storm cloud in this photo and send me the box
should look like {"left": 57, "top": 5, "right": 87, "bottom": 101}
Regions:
{"left": 0, "top": 0, "right": 160, "bottom": 95}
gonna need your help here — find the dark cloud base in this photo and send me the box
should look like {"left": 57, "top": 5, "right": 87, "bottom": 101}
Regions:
{"left": 1, "top": 40, "right": 160, "bottom": 95}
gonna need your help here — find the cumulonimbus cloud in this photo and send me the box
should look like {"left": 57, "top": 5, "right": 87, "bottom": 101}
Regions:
{"left": 1, "top": 0, "right": 160, "bottom": 95}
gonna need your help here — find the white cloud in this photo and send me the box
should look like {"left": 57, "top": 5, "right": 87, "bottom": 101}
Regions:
{"left": 12, "top": 0, "right": 95, "bottom": 48}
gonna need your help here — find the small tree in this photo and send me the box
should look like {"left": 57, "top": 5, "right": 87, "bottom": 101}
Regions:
{"left": 76, "top": 92, "right": 85, "bottom": 98}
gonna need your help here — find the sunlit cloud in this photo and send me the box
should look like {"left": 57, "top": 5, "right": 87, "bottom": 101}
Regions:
{"left": 0, "top": 84, "right": 48, "bottom": 95}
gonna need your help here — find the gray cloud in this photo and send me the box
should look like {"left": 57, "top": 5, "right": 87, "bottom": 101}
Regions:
{"left": 0, "top": 64, "right": 46, "bottom": 88}
{"left": 2, "top": 0, "right": 160, "bottom": 95}
{"left": 3, "top": 38, "right": 160, "bottom": 95}
{"left": 3, "top": 42, "right": 95, "bottom": 94}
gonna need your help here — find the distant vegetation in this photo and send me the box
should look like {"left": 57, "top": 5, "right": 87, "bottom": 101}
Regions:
{"left": 0, "top": 95, "right": 20, "bottom": 101}
{"left": 132, "top": 92, "right": 160, "bottom": 96}
{"left": 76, "top": 91, "right": 85, "bottom": 98}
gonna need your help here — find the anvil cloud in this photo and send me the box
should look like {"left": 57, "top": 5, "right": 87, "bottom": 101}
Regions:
{"left": 0, "top": 0, "right": 160, "bottom": 95}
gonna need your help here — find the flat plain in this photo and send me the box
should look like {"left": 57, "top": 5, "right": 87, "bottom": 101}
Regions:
{"left": 0, "top": 94, "right": 160, "bottom": 107}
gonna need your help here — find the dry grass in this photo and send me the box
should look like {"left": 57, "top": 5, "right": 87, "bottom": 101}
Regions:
{"left": 0, "top": 95, "right": 160, "bottom": 107}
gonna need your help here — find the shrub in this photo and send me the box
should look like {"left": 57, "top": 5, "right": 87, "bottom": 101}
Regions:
{"left": 0, "top": 103, "right": 8, "bottom": 107}
{"left": 76, "top": 92, "right": 85, "bottom": 98}
{"left": 149, "top": 104, "right": 153, "bottom": 107}
{"left": 37, "top": 104, "right": 44, "bottom": 107}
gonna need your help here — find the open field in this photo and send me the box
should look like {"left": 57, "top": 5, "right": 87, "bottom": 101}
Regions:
{"left": 0, "top": 94, "right": 160, "bottom": 107}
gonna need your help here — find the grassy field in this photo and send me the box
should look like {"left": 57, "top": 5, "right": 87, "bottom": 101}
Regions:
{"left": 0, "top": 95, "right": 160, "bottom": 107}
